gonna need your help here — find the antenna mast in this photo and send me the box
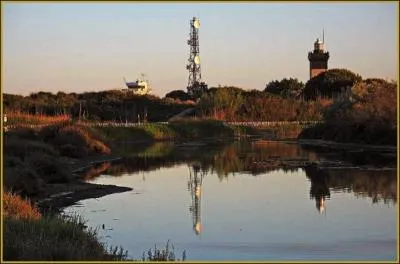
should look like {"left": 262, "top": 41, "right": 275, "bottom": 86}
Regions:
{"left": 186, "top": 16, "right": 207, "bottom": 99}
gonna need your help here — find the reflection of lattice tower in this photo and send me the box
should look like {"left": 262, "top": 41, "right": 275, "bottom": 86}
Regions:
{"left": 308, "top": 30, "right": 330, "bottom": 79}
{"left": 186, "top": 17, "right": 207, "bottom": 98}
{"left": 188, "top": 164, "right": 204, "bottom": 235}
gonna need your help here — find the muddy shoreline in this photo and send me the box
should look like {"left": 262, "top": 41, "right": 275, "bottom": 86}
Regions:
{"left": 35, "top": 155, "right": 131, "bottom": 214}
{"left": 36, "top": 181, "right": 132, "bottom": 213}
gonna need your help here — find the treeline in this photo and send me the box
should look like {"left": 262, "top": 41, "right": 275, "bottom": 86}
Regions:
{"left": 196, "top": 88, "right": 330, "bottom": 121}
{"left": 4, "top": 90, "right": 194, "bottom": 123}
{"left": 167, "top": 68, "right": 364, "bottom": 121}
{"left": 4, "top": 68, "right": 396, "bottom": 131}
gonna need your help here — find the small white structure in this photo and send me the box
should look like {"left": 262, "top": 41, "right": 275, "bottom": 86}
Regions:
{"left": 124, "top": 74, "right": 152, "bottom": 95}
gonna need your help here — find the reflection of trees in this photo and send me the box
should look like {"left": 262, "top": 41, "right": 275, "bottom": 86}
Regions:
{"left": 80, "top": 140, "right": 397, "bottom": 210}
{"left": 305, "top": 165, "right": 397, "bottom": 212}
{"left": 201, "top": 140, "right": 317, "bottom": 179}
{"left": 85, "top": 140, "right": 318, "bottom": 180}
{"left": 104, "top": 157, "right": 186, "bottom": 177}
{"left": 81, "top": 162, "right": 111, "bottom": 180}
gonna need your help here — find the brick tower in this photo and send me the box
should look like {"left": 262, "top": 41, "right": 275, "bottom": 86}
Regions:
{"left": 308, "top": 31, "right": 329, "bottom": 79}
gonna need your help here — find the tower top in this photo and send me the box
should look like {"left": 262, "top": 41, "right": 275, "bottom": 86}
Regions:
{"left": 314, "top": 35, "right": 325, "bottom": 52}
{"left": 315, "top": 38, "right": 323, "bottom": 44}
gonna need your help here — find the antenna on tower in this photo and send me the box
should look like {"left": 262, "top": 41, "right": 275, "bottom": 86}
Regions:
{"left": 323, "top": 28, "right": 325, "bottom": 43}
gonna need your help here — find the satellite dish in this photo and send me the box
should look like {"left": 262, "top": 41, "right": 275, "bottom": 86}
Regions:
{"left": 194, "top": 55, "right": 200, "bottom": 65}
{"left": 194, "top": 18, "right": 200, "bottom": 29}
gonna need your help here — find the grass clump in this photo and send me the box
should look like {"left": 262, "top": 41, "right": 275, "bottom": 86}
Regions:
{"left": 25, "top": 153, "right": 73, "bottom": 183}
{"left": 5, "top": 112, "right": 71, "bottom": 125}
{"left": 142, "top": 240, "right": 186, "bottom": 261}
{"left": 170, "top": 119, "right": 233, "bottom": 139}
{"left": 41, "top": 124, "right": 111, "bottom": 157}
{"left": 3, "top": 192, "right": 129, "bottom": 261}
{"left": 4, "top": 166, "right": 45, "bottom": 196}
{"left": 4, "top": 215, "right": 129, "bottom": 261}
{"left": 3, "top": 192, "right": 41, "bottom": 220}
{"left": 142, "top": 123, "right": 178, "bottom": 140}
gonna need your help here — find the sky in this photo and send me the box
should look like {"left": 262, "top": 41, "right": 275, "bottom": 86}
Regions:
{"left": 2, "top": 2, "right": 398, "bottom": 97}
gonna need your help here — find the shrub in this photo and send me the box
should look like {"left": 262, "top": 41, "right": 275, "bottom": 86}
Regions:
{"left": 6, "top": 127, "right": 39, "bottom": 140}
{"left": 40, "top": 125, "right": 111, "bottom": 157}
{"left": 4, "top": 167, "right": 45, "bottom": 196}
{"left": 4, "top": 137, "right": 60, "bottom": 160}
{"left": 25, "top": 154, "right": 72, "bottom": 183}
{"left": 60, "top": 144, "right": 88, "bottom": 158}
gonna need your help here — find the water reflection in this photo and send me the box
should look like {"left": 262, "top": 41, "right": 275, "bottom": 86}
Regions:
{"left": 187, "top": 164, "right": 205, "bottom": 235}
{"left": 79, "top": 140, "right": 397, "bottom": 211}
{"left": 306, "top": 164, "right": 331, "bottom": 214}
{"left": 69, "top": 140, "right": 397, "bottom": 259}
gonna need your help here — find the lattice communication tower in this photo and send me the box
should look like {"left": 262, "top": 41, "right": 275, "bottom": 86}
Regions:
{"left": 186, "top": 17, "right": 207, "bottom": 99}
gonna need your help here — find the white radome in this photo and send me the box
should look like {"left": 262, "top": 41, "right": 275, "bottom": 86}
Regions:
{"left": 194, "top": 55, "right": 200, "bottom": 65}
{"left": 194, "top": 19, "right": 200, "bottom": 29}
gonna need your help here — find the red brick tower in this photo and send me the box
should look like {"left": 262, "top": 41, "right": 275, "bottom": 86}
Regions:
{"left": 308, "top": 31, "right": 329, "bottom": 79}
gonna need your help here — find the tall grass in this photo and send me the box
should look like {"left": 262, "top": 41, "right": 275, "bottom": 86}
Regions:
{"left": 3, "top": 192, "right": 41, "bottom": 220}
{"left": 40, "top": 124, "right": 111, "bottom": 157}
{"left": 4, "top": 214, "right": 129, "bottom": 261}
{"left": 3, "top": 192, "right": 129, "bottom": 261}
{"left": 142, "top": 240, "right": 186, "bottom": 261}
{"left": 98, "top": 120, "right": 234, "bottom": 142}
{"left": 169, "top": 119, "right": 233, "bottom": 138}
{"left": 5, "top": 111, "right": 71, "bottom": 125}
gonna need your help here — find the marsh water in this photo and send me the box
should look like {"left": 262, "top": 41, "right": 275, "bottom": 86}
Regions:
{"left": 64, "top": 139, "right": 397, "bottom": 261}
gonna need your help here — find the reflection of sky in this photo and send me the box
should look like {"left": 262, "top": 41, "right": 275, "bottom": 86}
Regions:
{"left": 64, "top": 165, "right": 397, "bottom": 261}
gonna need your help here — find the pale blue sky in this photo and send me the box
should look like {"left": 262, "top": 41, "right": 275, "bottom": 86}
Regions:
{"left": 2, "top": 2, "right": 398, "bottom": 97}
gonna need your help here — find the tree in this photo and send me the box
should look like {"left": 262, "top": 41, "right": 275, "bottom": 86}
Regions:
{"left": 264, "top": 78, "right": 304, "bottom": 98}
{"left": 350, "top": 78, "right": 397, "bottom": 125}
{"left": 197, "top": 87, "right": 244, "bottom": 120}
{"left": 303, "top": 68, "right": 362, "bottom": 100}
{"left": 165, "top": 90, "right": 190, "bottom": 101}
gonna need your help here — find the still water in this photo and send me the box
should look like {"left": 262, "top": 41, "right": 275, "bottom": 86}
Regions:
{"left": 64, "top": 140, "right": 397, "bottom": 261}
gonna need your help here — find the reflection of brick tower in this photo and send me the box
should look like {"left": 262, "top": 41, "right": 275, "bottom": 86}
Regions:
{"left": 308, "top": 30, "right": 329, "bottom": 79}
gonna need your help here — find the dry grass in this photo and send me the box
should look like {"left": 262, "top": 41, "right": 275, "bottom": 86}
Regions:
{"left": 58, "top": 125, "right": 111, "bottom": 155}
{"left": 39, "top": 124, "right": 111, "bottom": 157}
{"left": 6, "top": 111, "right": 71, "bottom": 125}
{"left": 3, "top": 192, "right": 41, "bottom": 220}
